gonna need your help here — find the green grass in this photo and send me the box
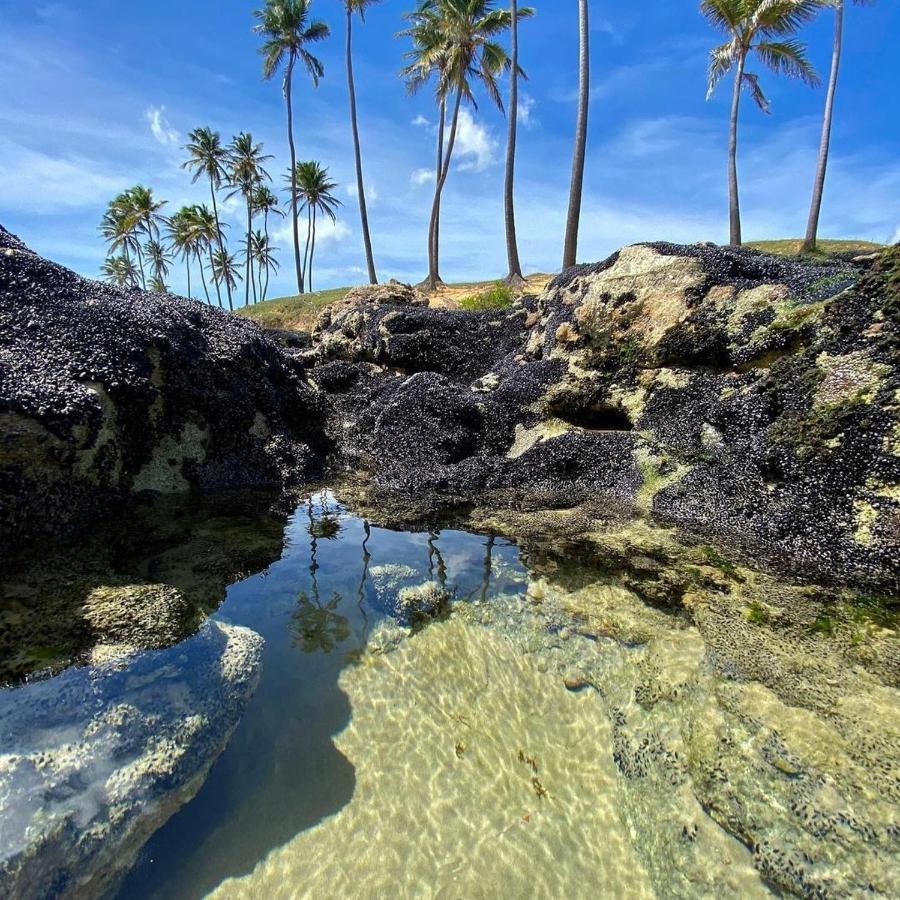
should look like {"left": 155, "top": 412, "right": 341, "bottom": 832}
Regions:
{"left": 235, "top": 286, "right": 351, "bottom": 331}
{"left": 458, "top": 282, "right": 515, "bottom": 311}
{"left": 747, "top": 239, "right": 885, "bottom": 259}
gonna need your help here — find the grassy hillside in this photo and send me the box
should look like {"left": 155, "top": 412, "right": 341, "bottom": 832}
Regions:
{"left": 237, "top": 273, "right": 552, "bottom": 331}
{"left": 746, "top": 239, "right": 885, "bottom": 258}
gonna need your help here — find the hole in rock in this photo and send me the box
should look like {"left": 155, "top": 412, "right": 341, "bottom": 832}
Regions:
{"left": 554, "top": 402, "right": 634, "bottom": 432}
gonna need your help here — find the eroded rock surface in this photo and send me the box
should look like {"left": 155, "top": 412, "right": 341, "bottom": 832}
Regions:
{"left": 315, "top": 242, "right": 900, "bottom": 590}
{"left": 0, "top": 620, "right": 263, "bottom": 900}
{"left": 0, "top": 226, "right": 325, "bottom": 553}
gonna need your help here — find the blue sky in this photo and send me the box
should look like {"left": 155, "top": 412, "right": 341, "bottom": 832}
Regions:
{"left": 1, "top": 0, "right": 898, "bottom": 300}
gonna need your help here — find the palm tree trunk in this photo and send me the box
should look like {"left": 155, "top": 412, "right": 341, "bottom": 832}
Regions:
{"left": 245, "top": 199, "right": 252, "bottom": 306}
{"left": 310, "top": 208, "right": 317, "bottom": 294}
{"left": 303, "top": 206, "right": 313, "bottom": 293}
{"left": 185, "top": 258, "right": 192, "bottom": 300}
{"left": 803, "top": 2, "right": 843, "bottom": 254}
{"left": 135, "top": 240, "right": 147, "bottom": 289}
{"left": 263, "top": 211, "right": 271, "bottom": 301}
{"left": 427, "top": 88, "right": 463, "bottom": 289}
{"left": 504, "top": 0, "right": 524, "bottom": 284}
{"left": 198, "top": 253, "right": 211, "bottom": 305}
{"left": 347, "top": 9, "right": 378, "bottom": 285}
{"left": 207, "top": 245, "right": 222, "bottom": 307}
{"left": 728, "top": 52, "right": 747, "bottom": 247}
{"left": 563, "top": 0, "right": 589, "bottom": 270}
{"left": 209, "top": 180, "right": 229, "bottom": 309}
{"left": 286, "top": 55, "right": 304, "bottom": 294}
{"left": 427, "top": 97, "right": 447, "bottom": 286}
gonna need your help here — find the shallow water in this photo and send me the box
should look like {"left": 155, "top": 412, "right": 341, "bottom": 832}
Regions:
{"left": 1, "top": 489, "right": 898, "bottom": 899}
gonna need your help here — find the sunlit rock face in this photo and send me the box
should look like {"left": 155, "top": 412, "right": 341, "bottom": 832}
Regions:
{"left": 0, "top": 225, "right": 326, "bottom": 554}
{"left": 312, "top": 242, "right": 900, "bottom": 590}
{"left": 0, "top": 620, "right": 262, "bottom": 900}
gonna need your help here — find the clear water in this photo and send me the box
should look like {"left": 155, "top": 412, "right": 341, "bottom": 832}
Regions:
{"left": 1, "top": 489, "right": 897, "bottom": 899}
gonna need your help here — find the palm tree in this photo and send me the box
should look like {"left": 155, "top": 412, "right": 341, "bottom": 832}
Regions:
{"left": 503, "top": 0, "right": 527, "bottom": 285}
{"left": 289, "top": 160, "right": 341, "bottom": 293}
{"left": 99, "top": 199, "right": 139, "bottom": 268}
{"left": 249, "top": 229, "right": 280, "bottom": 300}
{"left": 703, "top": 0, "right": 822, "bottom": 246}
{"left": 188, "top": 204, "right": 221, "bottom": 306}
{"left": 402, "top": 0, "right": 532, "bottom": 290}
{"left": 124, "top": 185, "right": 167, "bottom": 288}
{"left": 253, "top": 0, "right": 330, "bottom": 295}
{"left": 252, "top": 183, "right": 284, "bottom": 292}
{"left": 101, "top": 255, "right": 139, "bottom": 288}
{"left": 562, "top": 0, "right": 589, "bottom": 270}
{"left": 803, "top": 0, "right": 873, "bottom": 253}
{"left": 167, "top": 206, "right": 200, "bottom": 301}
{"left": 148, "top": 273, "right": 169, "bottom": 294}
{"left": 145, "top": 238, "right": 173, "bottom": 292}
{"left": 182, "top": 126, "right": 232, "bottom": 308}
{"left": 211, "top": 247, "right": 243, "bottom": 298}
{"left": 343, "top": 0, "right": 381, "bottom": 285}
{"left": 227, "top": 132, "right": 272, "bottom": 306}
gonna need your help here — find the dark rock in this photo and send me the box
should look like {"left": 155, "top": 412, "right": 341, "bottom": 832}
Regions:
{"left": 0, "top": 233, "right": 327, "bottom": 554}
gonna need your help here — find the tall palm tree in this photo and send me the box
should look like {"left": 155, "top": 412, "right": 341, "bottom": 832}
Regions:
{"left": 803, "top": 0, "right": 873, "bottom": 253}
{"left": 289, "top": 160, "right": 341, "bottom": 293}
{"left": 99, "top": 199, "right": 139, "bottom": 268}
{"left": 402, "top": 0, "right": 532, "bottom": 290}
{"left": 211, "top": 248, "right": 243, "bottom": 298}
{"left": 182, "top": 126, "right": 232, "bottom": 308}
{"left": 562, "top": 0, "right": 589, "bottom": 270}
{"left": 253, "top": 0, "right": 330, "bottom": 295}
{"left": 227, "top": 132, "right": 272, "bottom": 306}
{"left": 343, "top": 0, "right": 381, "bottom": 285}
{"left": 250, "top": 229, "right": 280, "bottom": 301}
{"left": 401, "top": 4, "right": 449, "bottom": 285}
{"left": 101, "top": 255, "right": 139, "bottom": 288}
{"left": 703, "top": 0, "right": 822, "bottom": 246}
{"left": 503, "top": 0, "right": 527, "bottom": 285}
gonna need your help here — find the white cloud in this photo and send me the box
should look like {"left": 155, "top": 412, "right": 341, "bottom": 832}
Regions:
{"left": 145, "top": 106, "right": 179, "bottom": 146}
{"left": 517, "top": 94, "right": 537, "bottom": 129}
{"left": 452, "top": 109, "right": 498, "bottom": 172}
{"left": 272, "top": 217, "right": 351, "bottom": 247}
{"left": 411, "top": 167, "right": 435, "bottom": 187}
{"left": 345, "top": 182, "right": 378, "bottom": 203}
{"left": 0, "top": 137, "right": 128, "bottom": 210}
{"left": 412, "top": 115, "right": 430, "bottom": 128}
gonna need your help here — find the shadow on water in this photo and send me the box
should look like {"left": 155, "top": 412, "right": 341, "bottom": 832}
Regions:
{"left": 118, "top": 491, "right": 523, "bottom": 899}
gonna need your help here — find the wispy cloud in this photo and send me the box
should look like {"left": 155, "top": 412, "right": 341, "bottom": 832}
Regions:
{"left": 145, "top": 106, "right": 179, "bottom": 146}
{"left": 411, "top": 114, "right": 430, "bottom": 128}
{"left": 345, "top": 182, "right": 378, "bottom": 203}
{"left": 517, "top": 94, "right": 538, "bottom": 129}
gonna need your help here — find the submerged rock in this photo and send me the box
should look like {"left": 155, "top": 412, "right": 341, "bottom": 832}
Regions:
{"left": 0, "top": 226, "right": 326, "bottom": 554}
{"left": 0, "top": 620, "right": 263, "bottom": 899}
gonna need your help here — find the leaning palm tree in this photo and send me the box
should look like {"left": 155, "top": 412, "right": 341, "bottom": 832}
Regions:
{"left": 249, "top": 229, "right": 280, "bottom": 301}
{"left": 342, "top": 0, "right": 381, "bottom": 285}
{"left": 562, "top": 0, "right": 589, "bottom": 270}
{"left": 290, "top": 160, "right": 341, "bottom": 293}
{"left": 211, "top": 247, "right": 243, "bottom": 299}
{"left": 101, "top": 255, "right": 139, "bottom": 288}
{"left": 402, "top": 0, "right": 533, "bottom": 289}
{"left": 503, "top": 0, "right": 529, "bottom": 284}
{"left": 703, "top": 0, "right": 822, "bottom": 246}
{"left": 803, "top": 0, "right": 874, "bottom": 253}
{"left": 253, "top": 0, "right": 330, "bottom": 295}
{"left": 182, "top": 126, "right": 231, "bottom": 308}
{"left": 187, "top": 204, "right": 221, "bottom": 306}
{"left": 227, "top": 132, "right": 272, "bottom": 306}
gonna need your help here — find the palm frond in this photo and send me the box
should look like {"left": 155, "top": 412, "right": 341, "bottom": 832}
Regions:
{"left": 754, "top": 39, "right": 821, "bottom": 86}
